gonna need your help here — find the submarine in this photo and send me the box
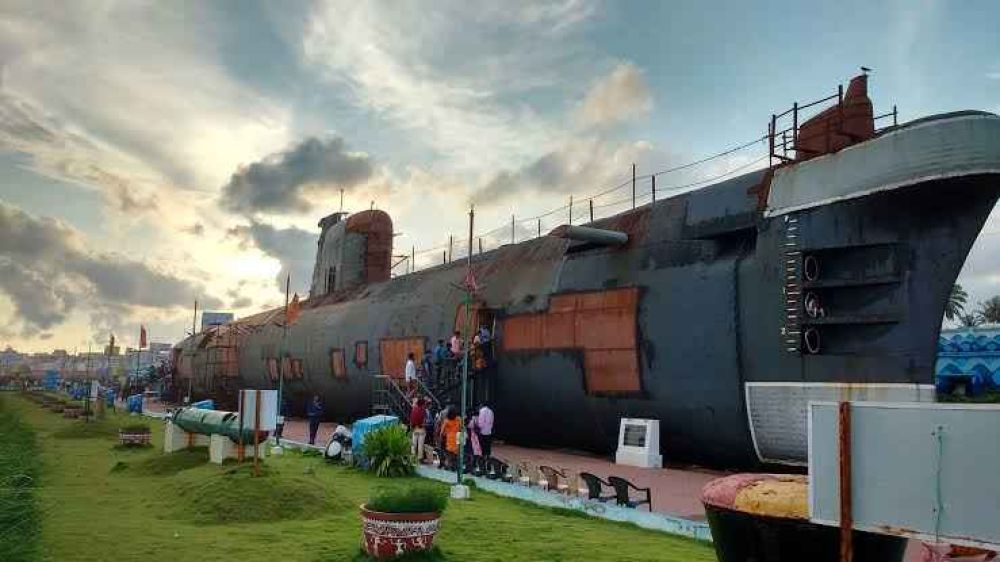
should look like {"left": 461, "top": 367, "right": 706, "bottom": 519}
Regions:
{"left": 173, "top": 75, "right": 1000, "bottom": 467}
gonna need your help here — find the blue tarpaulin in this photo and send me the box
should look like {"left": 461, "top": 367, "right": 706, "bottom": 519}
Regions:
{"left": 351, "top": 415, "right": 399, "bottom": 466}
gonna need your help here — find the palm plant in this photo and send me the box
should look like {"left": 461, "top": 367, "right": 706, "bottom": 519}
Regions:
{"left": 945, "top": 284, "right": 968, "bottom": 321}
{"left": 977, "top": 295, "right": 1000, "bottom": 325}
{"left": 360, "top": 424, "right": 415, "bottom": 478}
{"left": 958, "top": 313, "right": 984, "bottom": 328}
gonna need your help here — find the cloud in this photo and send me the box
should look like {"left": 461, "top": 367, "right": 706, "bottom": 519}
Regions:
{"left": 987, "top": 71, "right": 1000, "bottom": 80}
{"left": 183, "top": 223, "right": 205, "bottom": 236}
{"left": 228, "top": 221, "right": 316, "bottom": 294}
{"left": 0, "top": 260, "right": 75, "bottom": 335}
{"left": 221, "top": 136, "right": 374, "bottom": 215}
{"left": 475, "top": 137, "right": 657, "bottom": 205}
{"left": 0, "top": 200, "right": 221, "bottom": 336}
{"left": 303, "top": 1, "right": 600, "bottom": 172}
{"left": 230, "top": 296, "right": 253, "bottom": 309}
{"left": 575, "top": 62, "right": 653, "bottom": 128}
{"left": 0, "top": 2, "right": 291, "bottom": 216}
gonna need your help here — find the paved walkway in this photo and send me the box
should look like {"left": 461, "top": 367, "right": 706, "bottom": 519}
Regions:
{"left": 257, "top": 415, "right": 720, "bottom": 518}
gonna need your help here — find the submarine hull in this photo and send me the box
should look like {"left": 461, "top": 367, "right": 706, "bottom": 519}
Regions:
{"left": 174, "top": 111, "right": 1000, "bottom": 468}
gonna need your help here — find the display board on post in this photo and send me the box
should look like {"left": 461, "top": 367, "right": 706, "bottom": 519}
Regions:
{"left": 238, "top": 390, "right": 278, "bottom": 476}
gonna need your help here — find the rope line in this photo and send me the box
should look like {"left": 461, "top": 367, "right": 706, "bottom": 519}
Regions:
{"left": 404, "top": 137, "right": 769, "bottom": 268}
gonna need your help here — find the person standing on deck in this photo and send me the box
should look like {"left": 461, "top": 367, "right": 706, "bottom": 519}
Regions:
{"left": 409, "top": 398, "right": 427, "bottom": 463}
{"left": 449, "top": 331, "right": 461, "bottom": 356}
{"left": 307, "top": 395, "right": 324, "bottom": 445}
{"left": 478, "top": 403, "right": 494, "bottom": 458}
{"left": 421, "top": 350, "right": 433, "bottom": 385}
{"left": 404, "top": 352, "right": 417, "bottom": 394}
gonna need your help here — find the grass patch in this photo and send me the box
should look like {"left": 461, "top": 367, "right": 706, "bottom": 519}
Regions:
{"left": 11, "top": 396, "right": 716, "bottom": 561}
{"left": 51, "top": 417, "right": 119, "bottom": 439}
{"left": 0, "top": 396, "right": 41, "bottom": 562}
{"left": 163, "top": 462, "right": 342, "bottom": 524}
{"left": 367, "top": 483, "right": 448, "bottom": 513}
{"left": 124, "top": 448, "right": 209, "bottom": 476}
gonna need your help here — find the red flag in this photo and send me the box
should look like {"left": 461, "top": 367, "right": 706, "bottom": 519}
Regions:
{"left": 139, "top": 325, "right": 147, "bottom": 349}
{"left": 462, "top": 269, "right": 479, "bottom": 293}
{"left": 286, "top": 294, "right": 301, "bottom": 325}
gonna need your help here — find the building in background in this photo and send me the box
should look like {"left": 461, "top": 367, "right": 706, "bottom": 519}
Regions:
{"left": 936, "top": 327, "right": 1000, "bottom": 395}
{"left": 201, "top": 311, "right": 234, "bottom": 330}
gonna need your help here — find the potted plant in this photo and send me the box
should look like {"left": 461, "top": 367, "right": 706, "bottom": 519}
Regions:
{"left": 360, "top": 484, "right": 448, "bottom": 559}
{"left": 118, "top": 422, "right": 152, "bottom": 447}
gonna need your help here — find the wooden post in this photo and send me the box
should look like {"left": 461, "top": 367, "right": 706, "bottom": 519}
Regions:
{"left": 537, "top": 219, "right": 541, "bottom": 238}
{"left": 238, "top": 390, "right": 245, "bottom": 463}
{"left": 478, "top": 238, "right": 482, "bottom": 255}
{"left": 839, "top": 401, "right": 853, "bottom": 562}
{"left": 510, "top": 215, "right": 515, "bottom": 245}
{"left": 253, "top": 391, "right": 261, "bottom": 477}
{"left": 411, "top": 246, "right": 415, "bottom": 273}
{"left": 442, "top": 251, "right": 446, "bottom": 264}
{"left": 589, "top": 199, "right": 594, "bottom": 222}
{"left": 448, "top": 235, "right": 453, "bottom": 262}
{"left": 568, "top": 195, "right": 573, "bottom": 224}
{"left": 652, "top": 175, "right": 656, "bottom": 202}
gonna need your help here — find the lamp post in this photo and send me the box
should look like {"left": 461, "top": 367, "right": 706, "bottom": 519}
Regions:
{"left": 452, "top": 206, "right": 475, "bottom": 500}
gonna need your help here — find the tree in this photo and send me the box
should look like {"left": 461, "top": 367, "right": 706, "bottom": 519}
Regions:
{"left": 958, "top": 313, "right": 983, "bottom": 328}
{"left": 977, "top": 295, "right": 1000, "bottom": 325}
{"left": 945, "top": 283, "right": 969, "bottom": 321}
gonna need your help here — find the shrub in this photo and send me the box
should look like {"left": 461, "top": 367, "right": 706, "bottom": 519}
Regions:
{"left": 360, "top": 424, "right": 414, "bottom": 478}
{"left": 366, "top": 484, "right": 448, "bottom": 514}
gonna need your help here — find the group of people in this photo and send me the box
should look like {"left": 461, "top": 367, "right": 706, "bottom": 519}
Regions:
{"left": 401, "top": 326, "right": 493, "bottom": 393}
{"left": 408, "top": 397, "right": 494, "bottom": 463}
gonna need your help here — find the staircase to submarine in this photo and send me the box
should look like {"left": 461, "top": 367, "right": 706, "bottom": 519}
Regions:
{"left": 370, "top": 361, "right": 494, "bottom": 419}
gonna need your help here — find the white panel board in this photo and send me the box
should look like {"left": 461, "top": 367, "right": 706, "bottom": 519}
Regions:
{"left": 809, "top": 401, "right": 1000, "bottom": 550}
{"left": 239, "top": 390, "right": 278, "bottom": 431}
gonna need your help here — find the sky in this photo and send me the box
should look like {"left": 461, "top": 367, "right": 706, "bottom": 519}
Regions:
{"left": 1, "top": 0, "right": 999, "bottom": 352}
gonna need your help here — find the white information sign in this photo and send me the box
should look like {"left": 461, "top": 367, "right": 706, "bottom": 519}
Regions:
{"left": 615, "top": 418, "right": 662, "bottom": 468}
{"left": 238, "top": 390, "right": 278, "bottom": 431}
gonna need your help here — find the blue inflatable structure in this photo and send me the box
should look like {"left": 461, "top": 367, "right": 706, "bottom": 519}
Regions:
{"left": 936, "top": 327, "right": 1000, "bottom": 395}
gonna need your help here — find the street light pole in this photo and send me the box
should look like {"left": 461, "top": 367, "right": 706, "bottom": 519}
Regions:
{"left": 455, "top": 206, "right": 474, "bottom": 495}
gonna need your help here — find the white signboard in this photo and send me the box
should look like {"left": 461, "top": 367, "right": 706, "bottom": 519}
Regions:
{"left": 615, "top": 418, "right": 662, "bottom": 468}
{"left": 238, "top": 390, "right": 278, "bottom": 431}
{"left": 90, "top": 381, "right": 100, "bottom": 400}
{"left": 809, "top": 401, "right": 1000, "bottom": 551}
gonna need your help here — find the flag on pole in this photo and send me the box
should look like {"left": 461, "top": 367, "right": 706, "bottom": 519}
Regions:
{"left": 462, "top": 269, "right": 479, "bottom": 294}
{"left": 139, "top": 325, "right": 147, "bottom": 349}
{"left": 286, "top": 294, "right": 302, "bottom": 325}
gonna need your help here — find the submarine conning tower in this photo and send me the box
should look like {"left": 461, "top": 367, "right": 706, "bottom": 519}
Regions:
{"left": 310, "top": 209, "right": 393, "bottom": 297}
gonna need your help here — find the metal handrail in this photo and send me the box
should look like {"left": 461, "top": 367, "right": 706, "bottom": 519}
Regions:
{"left": 413, "top": 376, "right": 442, "bottom": 410}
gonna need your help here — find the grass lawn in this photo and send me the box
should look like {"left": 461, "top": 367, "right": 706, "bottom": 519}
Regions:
{"left": 4, "top": 394, "right": 716, "bottom": 561}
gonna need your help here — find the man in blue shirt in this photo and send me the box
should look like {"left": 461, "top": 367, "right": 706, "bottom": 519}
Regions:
{"left": 307, "top": 395, "right": 324, "bottom": 445}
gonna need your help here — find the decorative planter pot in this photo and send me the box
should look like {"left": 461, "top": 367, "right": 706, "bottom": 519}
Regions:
{"left": 118, "top": 430, "right": 152, "bottom": 446}
{"left": 359, "top": 505, "right": 441, "bottom": 559}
